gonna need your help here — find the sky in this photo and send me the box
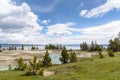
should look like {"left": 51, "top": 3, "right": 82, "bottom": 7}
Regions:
{"left": 0, "top": 0, "right": 120, "bottom": 44}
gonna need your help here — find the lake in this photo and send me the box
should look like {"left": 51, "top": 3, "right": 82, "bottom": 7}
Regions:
{"left": 0, "top": 44, "right": 80, "bottom": 50}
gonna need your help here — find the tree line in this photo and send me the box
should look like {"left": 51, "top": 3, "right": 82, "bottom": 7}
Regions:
{"left": 45, "top": 44, "right": 63, "bottom": 50}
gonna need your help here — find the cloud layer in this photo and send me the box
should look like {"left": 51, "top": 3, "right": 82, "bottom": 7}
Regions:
{"left": 0, "top": 0, "right": 119, "bottom": 44}
{"left": 80, "top": 0, "right": 120, "bottom": 18}
{"left": 0, "top": 0, "right": 42, "bottom": 43}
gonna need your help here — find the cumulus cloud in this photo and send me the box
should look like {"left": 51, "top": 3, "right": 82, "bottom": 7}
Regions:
{"left": 78, "top": 21, "right": 120, "bottom": 44}
{"left": 46, "top": 22, "right": 79, "bottom": 37}
{"left": 0, "top": 0, "right": 42, "bottom": 44}
{"left": 79, "top": 10, "right": 88, "bottom": 16}
{"left": 45, "top": 21, "right": 120, "bottom": 44}
{"left": 0, "top": 0, "right": 119, "bottom": 45}
{"left": 41, "top": 19, "right": 50, "bottom": 24}
{"left": 80, "top": 0, "right": 120, "bottom": 18}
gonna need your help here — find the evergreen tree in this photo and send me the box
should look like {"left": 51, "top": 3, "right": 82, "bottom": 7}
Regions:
{"left": 80, "top": 42, "right": 88, "bottom": 51}
{"left": 26, "top": 56, "right": 43, "bottom": 76}
{"left": 60, "top": 47, "right": 69, "bottom": 64}
{"left": 108, "top": 48, "right": 114, "bottom": 57}
{"left": 99, "top": 51, "right": 104, "bottom": 58}
{"left": 31, "top": 45, "right": 35, "bottom": 50}
{"left": 70, "top": 51, "right": 77, "bottom": 63}
{"left": 21, "top": 45, "right": 24, "bottom": 50}
{"left": 0, "top": 44, "right": 2, "bottom": 52}
{"left": 42, "top": 50, "right": 52, "bottom": 67}
{"left": 17, "top": 57, "right": 27, "bottom": 71}
{"left": 108, "top": 38, "right": 120, "bottom": 52}
{"left": 29, "top": 56, "right": 42, "bottom": 70}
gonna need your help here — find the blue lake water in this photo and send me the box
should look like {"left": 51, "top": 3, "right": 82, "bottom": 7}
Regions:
{"left": 0, "top": 44, "right": 81, "bottom": 50}
{"left": 49, "top": 54, "right": 61, "bottom": 64}
{"left": 0, "top": 44, "right": 108, "bottom": 50}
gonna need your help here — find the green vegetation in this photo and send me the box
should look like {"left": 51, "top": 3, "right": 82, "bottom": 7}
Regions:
{"left": 1, "top": 52, "right": 120, "bottom": 80}
{"left": 16, "top": 57, "right": 27, "bottom": 71}
{"left": 80, "top": 42, "right": 88, "bottom": 51}
{"left": 80, "top": 41, "right": 103, "bottom": 52}
{"left": 42, "top": 50, "right": 52, "bottom": 67}
{"left": 0, "top": 49, "right": 2, "bottom": 52}
{"left": 26, "top": 56, "right": 43, "bottom": 76}
{"left": 108, "top": 38, "right": 120, "bottom": 52}
{"left": 99, "top": 51, "right": 104, "bottom": 58}
{"left": 108, "top": 49, "right": 114, "bottom": 57}
{"left": 21, "top": 45, "right": 24, "bottom": 50}
{"left": 0, "top": 44, "right": 2, "bottom": 52}
{"left": 31, "top": 46, "right": 38, "bottom": 50}
{"left": 9, "top": 45, "right": 17, "bottom": 50}
{"left": 70, "top": 51, "right": 77, "bottom": 63}
{"left": 45, "top": 44, "right": 63, "bottom": 50}
{"left": 60, "top": 47, "right": 69, "bottom": 64}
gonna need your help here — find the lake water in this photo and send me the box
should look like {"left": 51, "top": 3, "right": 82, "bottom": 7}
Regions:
{"left": 0, "top": 44, "right": 108, "bottom": 50}
{"left": 49, "top": 54, "right": 61, "bottom": 64}
{"left": 0, "top": 44, "right": 80, "bottom": 50}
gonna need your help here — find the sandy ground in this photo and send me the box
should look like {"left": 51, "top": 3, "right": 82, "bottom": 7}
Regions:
{"left": 0, "top": 50, "right": 101, "bottom": 69}
{"left": 44, "top": 70, "right": 55, "bottom": 76}
{"left": 0, "top": 50, "right": 46, "bottom": 68}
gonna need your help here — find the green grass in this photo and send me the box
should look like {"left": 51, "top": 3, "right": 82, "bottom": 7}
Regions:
{"left": 1, "top": 52, "right": 120, "bottom": 80}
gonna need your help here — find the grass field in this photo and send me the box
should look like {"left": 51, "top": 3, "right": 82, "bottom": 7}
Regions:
{"left": 0, "top": 52, "right": 120, "bottom": 80}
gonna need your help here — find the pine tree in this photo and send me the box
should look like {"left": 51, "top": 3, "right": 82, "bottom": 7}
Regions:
{"left": 27, "top": 56, "right": 43, "bottom": 76}
{"left": 17, "top": 57, "right": 27, "bottom": 71}
{"left": 21, "top": 45, "right": 24, "bottom": 50}
{"left": 42, "top": 50, "right": 52, "bottom": 67}
{"left": 70, "top": 51, "right": 77, "bottom": 63}
{"left": 60, "top": 47, "right": 69, "bottom": 64}
{"left": 99, "top": 51, "right": 104, "bottom": 58}
{"left": 0, "top": 44, "right": 2, "bottom": 52}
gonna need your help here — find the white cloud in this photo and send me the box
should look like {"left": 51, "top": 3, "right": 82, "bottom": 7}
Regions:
{"left": 45, "top": 21, "right": 120, "bottom": 44}
{"left": 42, "top": 19, "right": 50, "bottom": 24}
{"left": 0, "top": 0, "right": 120, "bottom": 45}
{"left": 79, "top": 10, "right": 88, "bottom": 16}
{"left": 46, "top": 22, "right": 79, "bottom": 37}
{"left": 80, "top": 0, "right": 120, "bottom": 18}
{"left": 0, "top": 0, "right": 43, "bottom": 44}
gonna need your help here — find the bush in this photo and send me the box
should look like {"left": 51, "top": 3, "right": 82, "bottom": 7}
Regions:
{"left": 25, "top": 56, "right": 43, "bottom": 76}
{"left": 8, "top": 65, "right": 12, "bottom": 70}
{"left": 99, "top": 51, "right": 104, "bottom": 59}
{"left": 38, "top": 68, "right": 44, "bottom": 76}
{"left": 70, "top": 51, "right": 77, "bottom": 63}
{"left": 17, "top": 57, "right": 27, "bottom": 71}
{"left": 0, "top": 49, "right": 2, "bottom": 52}
{"left": 108, "top": 49, "right": 114, "bottom": 57}
{"left": 42, "top": 50, "right": 52, "bottom": 67}
{"left": 60, "top": 47, "right": 69, "bottom": 64}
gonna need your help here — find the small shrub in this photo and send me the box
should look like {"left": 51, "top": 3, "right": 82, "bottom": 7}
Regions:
{"left": 25, "top": 56, "right": 43, "bottom": 76}
{"left": 17, "top": 57, "right": 27, "bottom": 71}
{"left": 99, "top": 52, "right": 104, "bottom": 59}
{"left": 108, "top": 49, "right": 114, "bottom": 57}
{"left": 38, "top": 68, "right": 44, "bottom": 76}
{"left": 42, "top": 50, "right": 52, "bottom": 67}
{"left": 70, "top": 51, "right": 77, "bottom": 63}
{"left": 8, "top": 65, "right": 12, "bottom": 70}
{"left": 0, "top": 49, "right": 2, "bottom": 52}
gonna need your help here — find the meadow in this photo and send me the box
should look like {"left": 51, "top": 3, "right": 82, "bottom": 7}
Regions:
{"left": 0, "top": 52, "right": 120, "bottom": 80}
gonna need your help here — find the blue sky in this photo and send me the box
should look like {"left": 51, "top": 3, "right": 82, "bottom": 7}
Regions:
{"left": 0, "top": 0, "right": 120, "bottom": 44}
